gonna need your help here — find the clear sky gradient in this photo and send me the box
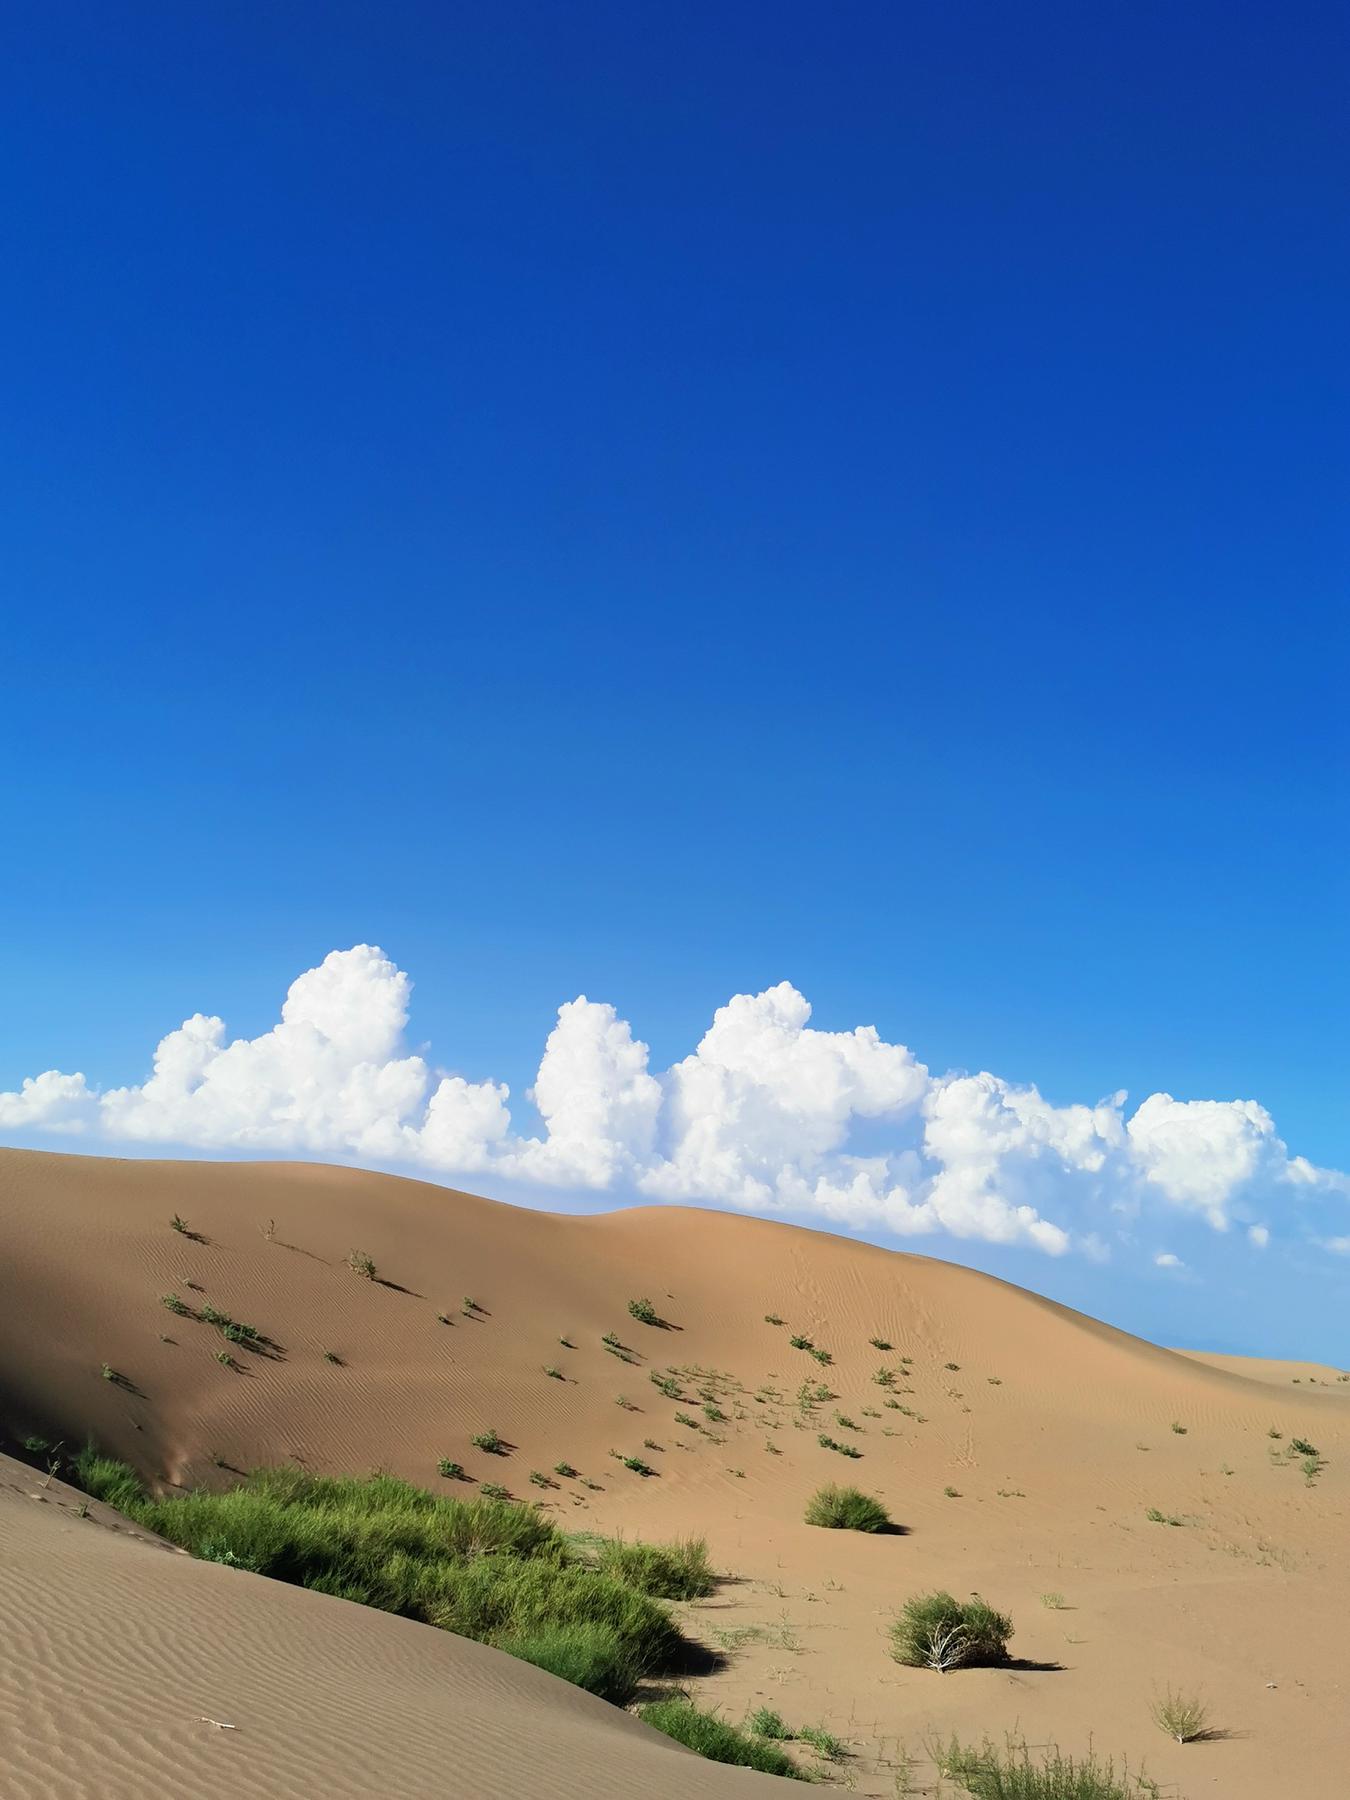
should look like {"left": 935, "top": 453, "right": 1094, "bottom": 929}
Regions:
{"left": 3, "top": 4, "right": 1346, "bottom": 1357}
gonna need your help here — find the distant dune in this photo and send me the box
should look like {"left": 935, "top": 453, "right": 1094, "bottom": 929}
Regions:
{"left": 2, "top": 1146, "right": 1348, "bottom": 1797}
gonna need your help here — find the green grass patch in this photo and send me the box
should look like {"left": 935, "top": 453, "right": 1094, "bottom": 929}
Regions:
{"left": 804, "top": 1483, "right": 892, "bottom": 1532}
{"left": 636, "top": 1700, "right": 807, "bottom": 1779}
{"left": 933, "top": 1735, "right": 1163, "bottom": 1798}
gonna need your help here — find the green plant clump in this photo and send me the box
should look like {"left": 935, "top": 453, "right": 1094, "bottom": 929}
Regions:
{"left": 593, "top": 1535, "right": 715, "bottom": 1599}
{"left": 890, "top": 1591, "right": 1013, "bottom": 1671}
{"left": 636, "top": 1700, "right": 807, "bottom": 1779}
{"left": 627, "top": 1297, "right": 660, "bottom": 1326}
{"left": 804, "top": 1482, "right": 892, "bottom": 1533}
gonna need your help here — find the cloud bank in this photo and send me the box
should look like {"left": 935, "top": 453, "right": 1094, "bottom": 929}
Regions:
{"left": 3, "top": 944, "right": 1342, "bottom": 1257}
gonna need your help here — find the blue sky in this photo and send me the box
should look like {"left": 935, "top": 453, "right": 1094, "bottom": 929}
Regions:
{"left": 2, "top": 4, "right": 1346, "bottom": 1357}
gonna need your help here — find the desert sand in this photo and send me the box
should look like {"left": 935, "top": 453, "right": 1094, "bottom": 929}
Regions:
{"left": 2, "top": 1145, "right": 1348, "bottom": 1797}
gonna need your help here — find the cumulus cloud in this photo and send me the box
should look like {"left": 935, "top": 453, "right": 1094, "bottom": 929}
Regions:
{"left": 2, "top": 944, "right": 1343, "bottom": 1259}
{"left": 1154, "top": 1251, "right": 1183, "bottom": 1269}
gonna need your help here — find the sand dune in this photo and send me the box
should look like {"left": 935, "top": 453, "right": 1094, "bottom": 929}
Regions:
{"left": 3, "top": 1146, "right": 1349, "bottom": 1796}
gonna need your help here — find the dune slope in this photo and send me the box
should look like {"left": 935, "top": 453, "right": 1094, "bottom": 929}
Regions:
{"left": 0, "top": 1451, "right": 788, "bottom": 1798}
{"left": 3, "top": 1146, "right": 1349, "bottom": 1797}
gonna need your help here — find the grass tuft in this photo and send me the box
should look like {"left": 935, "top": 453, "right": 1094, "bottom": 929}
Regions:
{"left": 804, "top": 1483, "right": 892, "bottom": 1532}
{"left": 636, "top": 1700, "right": 807, "bottom": 1779}
{"left": 1151, "top": 1686, "right": 1210, "bottom": 1743}
{"left": 890, "top": 1592, "right": 1013, "bottom": 1671}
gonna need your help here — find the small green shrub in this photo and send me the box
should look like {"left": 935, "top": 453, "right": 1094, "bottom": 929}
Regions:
{"left": 627, "top": 1297, "right": 660, "bottom": 1326}
{"left": 747, "top": 1706, "right": 790, "bottom": 1739}
{"left": 160, "top": 1293, "right": 191, "bottom": 1316}
{"left": 636, "top": 1701, "right": 806, "bottom": 1779}
{"left": 764, "top": 1313, "right": 785, "bottom": 1326}
{"left": 471, "top": 1429, "right": 504, "bottom": 1454}
{"left": 674, "top": 1411, "right": 700, "bottom": 1430}
{"left": 544, "top": 1364, "right": 563, "bottom": 1379}
{"left": 809, "top": 1347, "right": 833, "bottom": 1366}
{"left": 1170, "top": 1420, "right": 1186, "bottom": 1434}
{"left": 798, "top": 1725, "right": 844, "bottom": 1760}
{"left": 479, "top": 1481, "right": 510, "bottom": 1500}
{"left": 554, "top": 1462, "right": 577, "bottom": 1479}
{"left": 436, "top": 1459, "right": 466, "bottom": 1479}
{"left": 1151, "top": 1685, "right": 1210, "bottom": 1743}
{"left": 620, "top": 1456, "right": 655, "bottom": 1476}
{"left": 170, "top": 1213, "right": 189, "bottom": 1233}
{"left": 323, "top": 1350, "right": 343, "bottom": 1365}
{"left": 1289, "top": 1436, "right": 1318, "bottom": 1457}
{"left": 890, "top": 1591, "right": 1013, "bottom": 1671}
{"left": 804, "top": 1483, "right": 892, "bottom": 1532}
{"left": 789, "top": 1334, "right": 812, "bottom": 1350}
{"left": 347, "top": 1250, "right": 376, "bottom": 1279}
{"left": 869, "top": 1336, "right": 892, "bottom": 1350}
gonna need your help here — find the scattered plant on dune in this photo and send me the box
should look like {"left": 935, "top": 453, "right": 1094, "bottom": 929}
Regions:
{"left": 636, "top": 1700, "right": 807, "bottom": 1779}
{"left": 890, "top": 1592, "right": 1013, "bottom": 1671}
{"left": 746, "top": 1706, "right": 791, "bottom": 1739}
{"left": 809, "top": 1347, "right": 833, "bottom": 1366}
{"left": 627, "top": 1297, "right": 661, "bottom": 1326}
{"left": 932, "top": 1734, "right": 1164, "bottom": 1799}
{"left": 170, "top": 1213, "right": 189, "bottom": 1234}
{"left": 764, "top": 1313, "right": 785, "bottom": 1326}
{"left": 1170, "top": 1421, "right": 1186, "bottom": 1435}
{"left": 869, "top": 1336, "right": 892, "bottom": 1350}
{"left": 1150, "top": 1686, "right": 1210, "bottom": 1743}
{"left": 323, "top": 1349, "right": 344, "bottom": 1365}
{"left": 789, "top": 1334, "right": 813, "bottom": 1350}
{"left": 804, "top": 1483, "right": 892, "bottom": 1533}
{"left": 160, "top": 1293, "right": 192, "bottom": 1316}
{"left": 1289, "top": 1436, "right": 1318, "bottom": 1457}
{"left": 798, "top": 1725, "right": 845, "bottom": 1761}
{"left": 436, "top": 1459, "right": 466, "bottom": 1479}
{"left": 347, "top": 1249, "right": 376, "bottom": 1280}
{"left": 470, "top": 1429, "right": 505, "bottom": 1454}
{"left": 479, "top": 1481, "right": 510, "bottom": 1500}
{"left": 554, "top": 1462, "right": 577, "bottom": 1479}
{"left": 817, "top": 1434, "right": 862, "bottom": 1458}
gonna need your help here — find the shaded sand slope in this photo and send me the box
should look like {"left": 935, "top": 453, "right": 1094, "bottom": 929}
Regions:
{"left": 3, "top": 1147, "right": 1350, "bottom": 1796}
{"left": 0, "top": 1452, "right": 784, "bottom": 1799}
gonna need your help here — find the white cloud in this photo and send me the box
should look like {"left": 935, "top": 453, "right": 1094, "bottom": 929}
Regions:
{"left": 1154, "top": 1251, "right": 1183, "bottom": 1268}
{"left": 2, "top": 944, "right": 1344, "bottom": 1260}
